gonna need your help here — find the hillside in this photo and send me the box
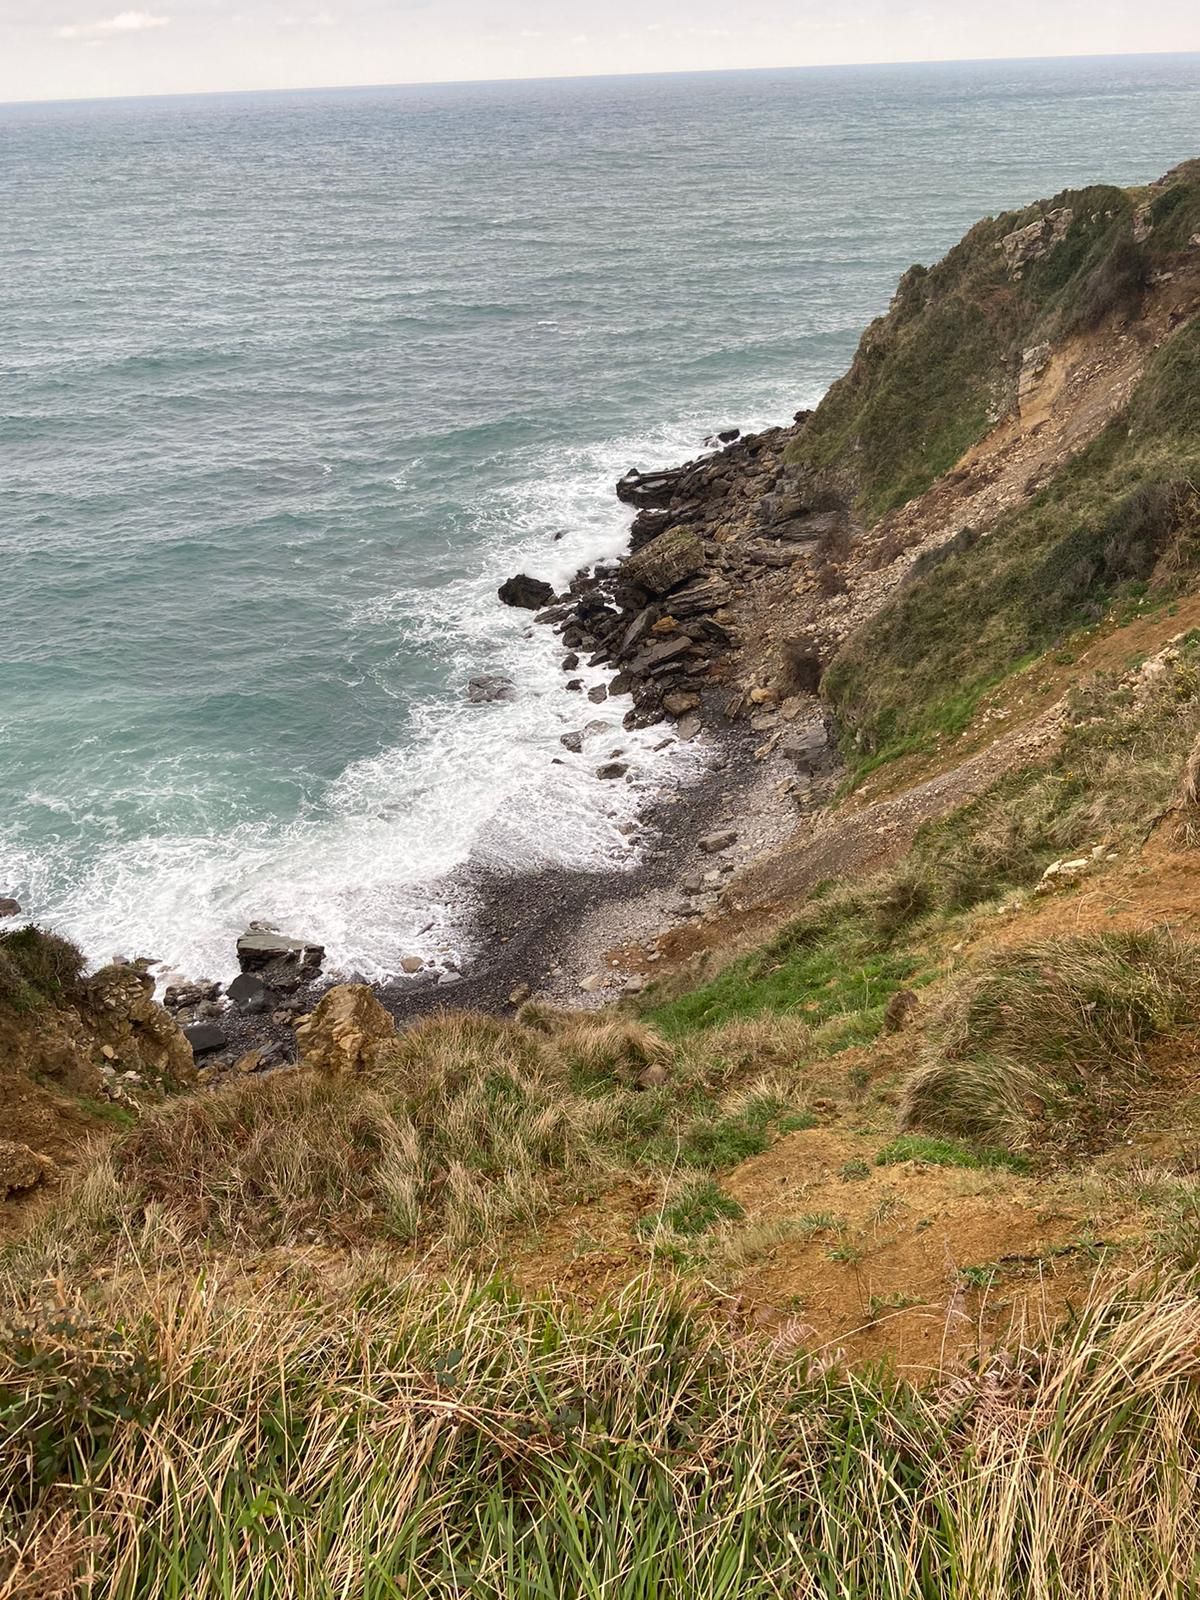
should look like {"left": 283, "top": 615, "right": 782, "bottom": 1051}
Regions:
{"left": 5, "top": 162, "right": 1200, "bottom": 1596}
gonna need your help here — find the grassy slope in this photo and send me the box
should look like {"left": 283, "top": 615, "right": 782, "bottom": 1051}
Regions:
{"left": 785, "top": 162, "right": 1200, "bottom": 526}
{"left": 825, "top": 318, "right": 1200, "bottom": 768}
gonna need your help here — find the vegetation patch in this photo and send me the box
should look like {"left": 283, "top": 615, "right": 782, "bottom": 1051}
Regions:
{"left": 825, "top": 319, "right": 1200, "bottom": 770}
{"left": 638, "top": 1179, "right": 743, "bottom": 1238}
{"left": 3, "top": 1266, "right": 1199, "bottom": 1597}
{"left": 874, "top": 1134, "right": 1030, "bottom": 1174}
{"left": 903, "top": 930, "right": 1200, "bottom": 1154}
{"left": 0, "top": 926, "right": 86, "bottom": 1014}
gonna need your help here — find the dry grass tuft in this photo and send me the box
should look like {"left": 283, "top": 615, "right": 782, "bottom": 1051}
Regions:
{"left": 2, "top": 1258, "right": 1198, "bottom": 1597}
{"left": 902, "top": 930, "right": 1200, "bottom": 1153}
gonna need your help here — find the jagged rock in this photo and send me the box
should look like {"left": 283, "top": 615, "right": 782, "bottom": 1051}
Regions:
{"left": 295, "top": 984, "right": 397, "bottom": 1075}
{"left": 618, "top": 607, "right": 656, "bottom": 658}
{"left": 566, "top": 678, "right": 583, "bottom": 692}
{"left": 562, "top": 652, "right": 580, "bottom": 672}
{"left": 587, "top": 684, "right": 608, "bottom": 704}
{"left": 579, "top": 973, "right": 604, "bottom": 993}
{"left": 0, "top": 897, "right": 21, "bottom": 919}
{"left": 467, "top": 675, "right": 516, "bottom": 704}
{"left": 236, "top": 931, "right": 325, "bottom": 993}
{"left": 226, "top": 972, "right": 271, "bottom": 1014}
{"left": 596, "top": 761, "right": 629, "bottom": 780}
{"left": 1018, "top": 342, "right": 1053, "bottom": 405}
{"left": 498, "top": 573, "right": 555, "bottom": 610}
{"left": 780, "top": 722, "right": 832, "bottom": 772}
{"left": 184, "top": 1022, "right": 228, "bottom": 1055}
{"left": 629, "top": 508, "right": 672, "bottom": 549}
{"left": 164, "top": 979, "right": 221, "bottom": 1012}
{"left": 560, "top": 730, "right": 584, "bottom": 754}
{"left": 629, "top": 635, "right": 694, "bottom": 674}
{"left": 87, "top": 965, "right": 196, "bottom": 1087}
{"left": 699, "top": 830, "right": 737, "bottom": 854}
{"left": 676, "top": 714, "right": 702, "bottom": 741}
{"left": 0, "top": 1140, "right": 54, "bottom": 1199}
{"left": 669, "top": 576, "right": 732, "bottom": 617}
{"left": 999, "top": 208, "right": 1073, "bottom": 276}
{"left": 622, "top": 528, "right": 706, "bottom": 595}
{"left": 616, "top": 466, "right": 690, "bottom": 508}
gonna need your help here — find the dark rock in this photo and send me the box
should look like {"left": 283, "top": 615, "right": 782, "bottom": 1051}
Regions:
{"left": 629, "top": 509, "right": 672, "bottom": 550}
{"left": 596, "top": 762, "right": 629, "bottom": 781}
{"left": 164, "top": 979, "right": 221, "bottom": 1012}
{"left": 562, "top": 652, "right": 580, "bottom": 672}
{"left": 0, "top": 897, "right": 21, "bottom": 919}
{"left": 236, "top": 931, "right": 325, "bottom": 993}
{"left": 560, "top": 731, "right": 584, "bottom": 754}
{"left": 629, "top": 635, "right": 694, "bottom": 673}
{"left": 498, "top": 573, "right": 555, "bottom": 610}
{"left": 718, "top": 428, "right": 740, "bottom": 444}
{"left": 184, "top": 1022, "right": 228, "bottom": 1056}
{"left": 466, "top": 674, "right": 516, "bottom": 704}
{"left": 566, "top": 678, "right": 583, "bottom": 692}
{"left": 534, "top": 604, "right": 571, "bottom": 625}
{"left": 587, "top": 685, "right": 608, "bottom": 704}
{"left": 676, "top": 714, "right": 702, "bottom": 741}
{"left": 618, "top": 607, "right": 656, "bottom": 659}
{"left": 615, "top": 466, "right": 690, "bottom": 509}
{"left": 226, "top": 972, "right": 272, "bottom": 1015}
{"left": 609, "top": 672, "right": 634, "bottom": 695}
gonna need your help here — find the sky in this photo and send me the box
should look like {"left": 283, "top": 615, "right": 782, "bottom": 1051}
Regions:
{"left": 1, "top": 0, "right": 1199, "bottom": 104}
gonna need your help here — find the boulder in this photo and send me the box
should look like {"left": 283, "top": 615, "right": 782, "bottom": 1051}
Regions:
{"left": 621, "top": 528, "right": 706, "bottom": 595}
{"left": 0, "top": 1140, "right": 54, "bottom": 1199}
{"left": 163, "top": 979, "right": 221, "bottom": 1012}
{"left": 560, "top": 730, "right": 584, "bottom": 754}
{"left": 615, "top": 466, "right": 691, "bottom": 509}
{"left": 0, "top": 897, "right": 21, "bottom": 919}
{"left": 183, "top": 1021, "right": 228, "bottom": 1055}
{"left": 399, "top": 955, "right": 425, "bottom": 975}
{"left": 596, "top": 761, "right": 629, "bottom": 781}
{"left": 498, "top": 574, "right": 555, "bottom": 610}
{"left": 663, "top": 691, "right": 700, "bottom": 717}
{"left": 295, "top": 983, "right": 397, "bottom": 1075}
{"left": 88, "top": 964, "right": 196, "bottom": 1087}
{"left": 587, "top": 685, "right": 608, "bottom": 704}
{"left": 466, "top": 674, "right": 516, "bottom": 704}
{"left": 226, "top": 972, "right": 271, "bottom": 1014}
{"left": 699, "top": 830, "right": 737, "bottom": 854}
{"left": 236, "top": 931, "right": 325, "bottom": 993}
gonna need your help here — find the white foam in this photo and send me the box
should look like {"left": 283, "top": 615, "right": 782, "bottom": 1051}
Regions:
{"left": 6, "top": 380, "right": 820, "bottom": 983}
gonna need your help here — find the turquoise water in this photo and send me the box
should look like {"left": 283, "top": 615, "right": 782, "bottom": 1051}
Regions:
{"left": 3, "top": 56, "right": 1199, "bottom": 979}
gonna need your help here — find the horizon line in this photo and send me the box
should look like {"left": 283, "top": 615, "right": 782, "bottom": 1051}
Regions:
{"left": 3, "top": 46, "right": 1199, "bottom": 111}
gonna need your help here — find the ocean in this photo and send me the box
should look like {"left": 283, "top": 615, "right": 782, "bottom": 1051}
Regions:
{"left": 3, "top": 54, "right": 1199, "bottom": 981}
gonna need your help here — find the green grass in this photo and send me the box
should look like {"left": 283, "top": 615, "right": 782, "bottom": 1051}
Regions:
{"left": 903, "top": 929, "right": 1200, "bottom": 1154}
{"left": 638, "top": 1179, "right": 744, "bottom": 1238}
{"left": 0, "top": 925, "right": 86, "bottom": 1014}
{"left": 874, "top": 1135, "right": 1031, "bottom": 1174}
{"left": 645, "top": 902, "right": 925, "bottom": 1048}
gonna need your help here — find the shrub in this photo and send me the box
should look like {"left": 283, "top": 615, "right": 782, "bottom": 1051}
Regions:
{"left": 902, "top": 931, "right": 1200, "bottom": 1153}
{"left": 0, "top": 926, "right": 86, "bottom": 1012}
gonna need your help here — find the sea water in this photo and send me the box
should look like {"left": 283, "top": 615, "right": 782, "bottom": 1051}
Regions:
{"left": 3, "top": 54, "right": 1199, "bottom": 978}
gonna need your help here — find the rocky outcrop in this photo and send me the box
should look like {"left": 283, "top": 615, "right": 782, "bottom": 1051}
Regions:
{"left": 236, "top": 930, "right": 325, "bottom": 993}
{"left": 0, "top": 898, "right": 21, "bottom": 919}
{"left": 0, "top": 1140, "right": 55, "bottom": 1199}
{"left": 498, "top": 574, "right": 555, "bottom": 610}
{"left": 294, "top": 983, "right": 397, "bottom": 1075}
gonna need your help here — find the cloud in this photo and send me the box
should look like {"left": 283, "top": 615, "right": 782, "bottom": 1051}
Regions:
{"left": 56, "top": 10, "right": 170, "bottom": 37}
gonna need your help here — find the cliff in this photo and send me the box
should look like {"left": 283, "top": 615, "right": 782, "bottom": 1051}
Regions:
{"left": 6, "top": 161, "right": 1200, "bottom": 1597}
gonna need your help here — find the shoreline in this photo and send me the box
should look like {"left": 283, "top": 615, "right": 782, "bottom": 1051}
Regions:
{"left": 194, "top": 415, "right": 841, "bottom": 1063}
